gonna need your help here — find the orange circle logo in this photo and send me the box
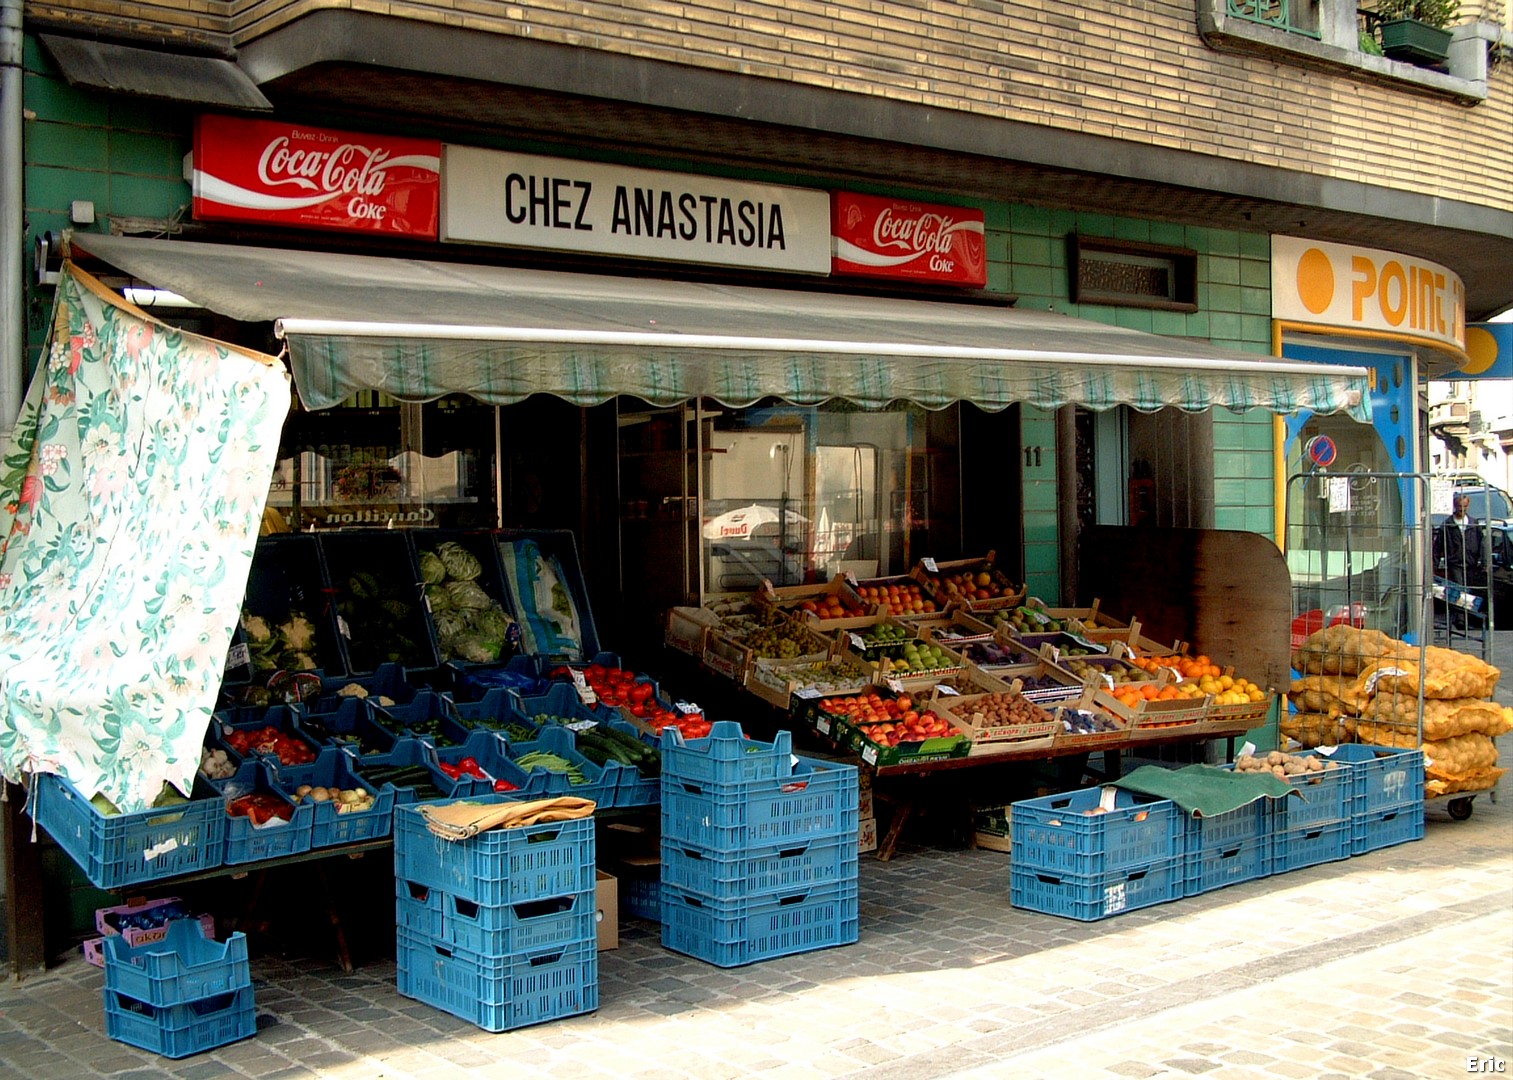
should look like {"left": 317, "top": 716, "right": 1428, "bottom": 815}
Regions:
{"left": 1296, "top": 248, "right": 1334, "bottom": 315}
{"left": 1462, "top": 326, "right": 1499, "bottom": 375}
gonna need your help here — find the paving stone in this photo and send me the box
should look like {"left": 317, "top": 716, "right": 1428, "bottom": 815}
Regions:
{"left": 1163, "top": 1059, "right": 1219, "bottom": 1074}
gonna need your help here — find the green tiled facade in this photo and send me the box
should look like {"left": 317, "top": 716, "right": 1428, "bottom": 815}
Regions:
{"left": 20, "top": 29, "right": 1280, "bottom": 605}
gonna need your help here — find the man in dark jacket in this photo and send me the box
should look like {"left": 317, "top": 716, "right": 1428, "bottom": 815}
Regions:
{"left": 1435, "top": 495, "right": 1485, "bottom": 631}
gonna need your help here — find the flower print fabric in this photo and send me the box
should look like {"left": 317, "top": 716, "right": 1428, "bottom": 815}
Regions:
{"left": 0, "top": 264, "right": 290, "bottom": 812}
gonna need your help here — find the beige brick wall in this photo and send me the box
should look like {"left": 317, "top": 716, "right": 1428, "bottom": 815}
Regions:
{"left": 25, "top": 0, "right": 1513, "bottom": 215}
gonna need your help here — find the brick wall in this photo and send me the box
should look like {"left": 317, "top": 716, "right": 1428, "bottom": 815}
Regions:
{"left": 24, "top": 0, "right": 1510, "bottom": 216}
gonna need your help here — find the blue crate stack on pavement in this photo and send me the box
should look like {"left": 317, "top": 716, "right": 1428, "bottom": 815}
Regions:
{"left": 100, "top": 919, "right": 255, "bottom": 1059}
{"left": 393, "top": 795, "right": 599, "bottom": 1032}
{"left": 1010, "top": 786, "right": 1186, "bottom": 921}
{"left": 1331, "top": 743, "right": 1427, "bottom": 855}
{"left": 658, "top": 721, "right": 860, "bottom": 967}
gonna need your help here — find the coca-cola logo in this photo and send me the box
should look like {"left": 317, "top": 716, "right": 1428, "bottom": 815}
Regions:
{"left": 257, "top": 136, "right": 393, "bottom": 198}
{"left": 873, "top": 209, "right": 959, "bottom": 256}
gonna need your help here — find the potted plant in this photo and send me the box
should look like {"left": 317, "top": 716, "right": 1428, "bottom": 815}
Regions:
{"left": 1371, "top": 0, "right": 1459, "bottom": 65}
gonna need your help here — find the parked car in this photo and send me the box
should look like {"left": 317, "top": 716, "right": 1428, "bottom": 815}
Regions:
{"left": 1489, "top": 524, "right": 1513, "bottom": 629}
{"left": 1429, "top": 481, "right": 1513, "bottom": 530}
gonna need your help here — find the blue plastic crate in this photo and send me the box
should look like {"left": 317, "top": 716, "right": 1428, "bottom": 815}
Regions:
{"left": 296, "top": 696, "right": 399, "bottom": 758}
{"left": 622, "top": 875, "right": 662, "bottom": 922}
{"left": 660, "top": 721, "right": 795, "bottom": 785}
{"left": 512, "top": 682, "right": 604, "bottom": 728}
{"left": 661, "top": 757, "right": 859, "bottom": 850}
{"left": 452, "top": 687, "right": 542, "bottom": 741}
{"left": 210, "top": 706, "right": 321, "bottom": 769}
{"left": 434, "top": 730, "right": 545, "bottom": 799}
{"left": 1350, "top": 802, "right": 1426, "bottom": 856}
{"left": 29, "top": 772, "right": 226, "bottom": 891}
{"left": 506, "top": 726, "right": 615, "bottom": 806}
{"left": 395, "top": 879, "right": 597, "bottom": 955}
{"left": 396, "top": 929, "right": 598, "bottom": 1033}
{"left": 449, "top": 656, "right": 550, "bottom": 701}
{"left": 1274, "top": 819, "right": 1352, "bottom": 873}
{"left": 415, "top": 529, "right": 519, "bottom": 668}
{"left": 394, "top": 797, "right": 597, "bottom": 908}
{"left": 1183, "top": 795, "right": 1269, "bottom": 854}
{"left": 102, "top": 920, "right": 250, "bottom": 1009}
{"left": 1182, "top": 835, "right": 1272, "bottom": 897}
{"left": 1010, "top": 857, "right": 1184, "bottom": 921}
{"left": 1272, "top": 754, "right": 1353, "bottom": 830}
{"left": 372, "top": 691, "right": 471, "bottom": 749}
{"left": 360, "top": 737, "right": 461, "bottom": 805}
{"left": 604, "top": 720, "right": 660, "bottom": 808}
{"left": 1328, "top": 743, "right": 1425, "bottom": 816}
{"left": 219, "top": 760, "right": 315, "bottom": 866}
{"left": 661, "top": 832, "right": 858, "bottom": 901}
{"left": 1011, "top": 787, "right": 1184, "bottom": 877}
{"left": 104, "top": 986, "right": 256, "bottom": 1059}
{"left": 275, "top": 747, "right": 394, "bottom": 847}
{"left": 315, "top": 663, "right": 421, "bottom": 714}
{"left": 660, "top": 880, "right": 860, "bottom": 968}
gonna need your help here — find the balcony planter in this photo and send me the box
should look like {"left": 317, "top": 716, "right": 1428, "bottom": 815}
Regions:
{"left": 1378, "top": 18, "right": 1452, "bottom": 64}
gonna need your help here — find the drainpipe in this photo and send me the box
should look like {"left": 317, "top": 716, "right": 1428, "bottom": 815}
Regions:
{"left": 0, "top": 0, "right": 23, "bottom": 438}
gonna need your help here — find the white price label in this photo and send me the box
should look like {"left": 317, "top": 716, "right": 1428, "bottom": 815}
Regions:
{"left": 1067, "top": 634, "right": 1107, "bottom": 653}
{"left": 565, "top": 719, "right": 599, "bottom": 732}
{"left": 575, "top": 685, "right": 598, "bottom": 706}
{"left": 1328, "top": 475, "right": 1351, "bottom": 513}
{"left": 844, "top": 571, "right": 859, "bottom": 586}
{"left": 936, "top": 684, "right": 960, "bottom": 696}
{"left": 862, "top": 745, "right": 879, "bottom": 765}
{"left": 225, "top": 643, "right": 251, "bottom": 670}
{"left": 794, "top": 687, "right": 822, "bottom": 700}
{"left": 922, "top": 557, "right": 939, "bottom": 573}
{"left": 849, "top": 633, "right": 867, "bottom": 652}
{"left": 675, "top": 701, "right": 702, "bottom": 715}
{"left": 337, "top": 616, "right": 351, "bottom": 639}
{"left": 816, "top": 716, "right": 832, "bottom": 734}
{"left": 884, "top": 676, "right": 905, "bottom": 694}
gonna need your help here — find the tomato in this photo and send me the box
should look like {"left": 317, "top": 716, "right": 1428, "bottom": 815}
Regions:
{"left": 493, "top": 779, "right": 518, "bottom": 792}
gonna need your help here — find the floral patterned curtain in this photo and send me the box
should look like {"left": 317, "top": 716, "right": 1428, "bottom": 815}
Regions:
{"left": 0, "top": 264, "right": 289, "bottom": 812}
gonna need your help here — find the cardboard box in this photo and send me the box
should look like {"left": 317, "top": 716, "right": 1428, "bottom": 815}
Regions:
{"left": 858, "top": 816, "right": 878, "bottom": 855}
{"left": 596, "top": 870, "right": 619, "bottom": 951}
{"left": 973, "top": 805, "right": 1013, "bottom": 853}
{"left": 858, "top": 788, "right": 875, "bottom": 820}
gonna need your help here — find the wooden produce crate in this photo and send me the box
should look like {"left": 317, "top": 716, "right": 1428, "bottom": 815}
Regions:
{"left": 840, "top": 711, "right": 971, "bottom": 768}
{"left": 701, "top": 630, "right": 753, "bottom": 684}
{"left": 1002, "top": 657, "right": 1088, "bottom": 708}
{"left": 850, "top": 576, "right": 939, "bottom": 618}
{"left": 762, "top": 575, "right": 880, "bottom": 629}
{"left": 665, "top": 606, "right": 719, "bottom": 658}
{"left": 912, "top": 553, "right": 1026, "bottom": 613}
{"left": 746, "top": 654, "right": 875, "bottom": 711}
{"left": 1026, "top": 598, "right": 1131, "bottom": 634}
{"left": 930, "top": 690, "right": 1059, "bottom": 754}
{"left": 916, "top": 610, "right": 999, "bottom": 650}
{"left": 1049, "top": 688, "right": 1133, "bottom": 750}
{"left": 931, "top": 663, "right": 1015, "bottom": 697}
{"left": 1204, "top": 689, "right": 1276, "bottom": 733}
{"left": 1094, "top": 673, "right": 1210, "bottom": 739}
{"left": 1083, "top": 620, "right": 1189, "bottom": 657}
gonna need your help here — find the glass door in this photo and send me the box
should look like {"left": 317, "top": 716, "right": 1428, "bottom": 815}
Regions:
{"left": 617, "top": 401, "right": 702, "bottom": 646}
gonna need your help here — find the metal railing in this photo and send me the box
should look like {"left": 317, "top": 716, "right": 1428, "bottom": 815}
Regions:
{"left": 1227, "top": 0, "right": 1323, "bottom": 37}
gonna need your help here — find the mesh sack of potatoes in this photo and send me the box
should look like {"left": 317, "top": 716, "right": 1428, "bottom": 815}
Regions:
{"left": 1291, "top": 625, "right": 1414, "bottom": 676}
{"left": 1421, "top": 732, "right": 1501, "bottom": 779}
{"left": 1281, "top": 711, "right": 1349, "bottom": 749}
{"left": 1426, "top": 767, "right": 1506, "bottom": 798}
{"left": 1358, "top": 695, "right": 1513, "bottom": 740}
{"left": 1357, "top": 647, "right": 1501, "bottom": 701}
{"left": 1289, "top": 675, "right": 1364, "bottom": 718}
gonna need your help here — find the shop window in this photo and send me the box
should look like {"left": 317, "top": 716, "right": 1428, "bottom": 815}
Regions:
{"left": 268, "top": 396, "right": 497, "bottom": 530}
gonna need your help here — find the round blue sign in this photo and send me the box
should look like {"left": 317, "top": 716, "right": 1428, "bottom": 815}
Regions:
{"left": 1305, "top": 435, "right": 1337, "bottom": 468}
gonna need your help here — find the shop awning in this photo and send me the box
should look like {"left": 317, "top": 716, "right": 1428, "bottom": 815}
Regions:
{"left": 73, "top": 234, "right": 1372, "bottom": 421}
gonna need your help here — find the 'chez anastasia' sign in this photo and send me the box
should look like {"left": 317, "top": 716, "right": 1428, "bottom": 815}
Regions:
{"left": 441, "top": 146, "right": 831, "bottom": 274}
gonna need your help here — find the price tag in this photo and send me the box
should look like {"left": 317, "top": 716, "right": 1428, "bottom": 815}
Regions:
{"left": 420, "top": 591, "right": 432, "bottom": 614}
{"left": 794, "top": 687, "right": 822, "bottom": 700}
{"left": 816, "top": 716, "right": 832, "bottom": 734}
{"left": 862, "top": 744, "right": 879, "bottom": 765}
{"left": 1239, "top": 740, "right": 1257, "bottom": 759}
{"left": 224, "top": 643, "right": 251, "bottom": 670}
{"left": 337, "top": 615, "right": 352, "bottom": 639}
{"left": 565, "top": 719, "right": 599, "bottom": 732}
{"left": 1067, "top": 634, "right": 1107, "bottom": 653}
{"left": 1360, "top": 666, "right": 1409, "bottom": 697}
{"left": 1098, "top": 786, "right": 1119, "bottom": 811}
{"left": 922, "top": 557, "right": 939, "bottom": 573}
{"left": 574, "top": 683, "right": 598, "bottom": 706}
{"left": 675, "top": 700, "right": 702, "bottom": 715}
{"left": 884, "top": 676, "right": 905, "bottom": 694}
{"left": 1021, "top": 606, "right": 1052, "bottom": 626}
{"left": 935, "top": 684, "right": 960, "bottom": 696}
{"left": 849, "top": 633, "right": 867, "bottom": 652}
{"left": 844, "top": 571, "right": 859, "bottom": 587}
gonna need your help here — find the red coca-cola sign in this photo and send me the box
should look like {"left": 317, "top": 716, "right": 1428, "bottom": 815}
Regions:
{"left": 831, "top": 192, "right": 986, "bottom": 287}
{"left": 191, "top": 115, "right": 441, "bottom": 237}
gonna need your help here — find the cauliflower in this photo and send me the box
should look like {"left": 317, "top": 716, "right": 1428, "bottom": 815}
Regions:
{"left": 240, "top": 613, "right": 273, "bottom": 643}
{"left": 289, "top": 652, "right": 318, "bottom": 671}
{"left": 279, "top": 614, "right": 317, "bottom": 652}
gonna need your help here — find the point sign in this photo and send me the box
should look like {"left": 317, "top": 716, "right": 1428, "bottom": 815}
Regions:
{"left": 1306, "top": 435, "right": 1337, "bottom": 468}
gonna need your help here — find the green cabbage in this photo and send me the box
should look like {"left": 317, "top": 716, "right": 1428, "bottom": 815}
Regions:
{"left": 418, "top": 549, "right": 447, "bottom": 585}
{"left": 425, "top": 583, "right": 454, "bottom": 613}
{"left": 436, "top": 541, "right": 481, "bottom": 582}
{"left": 446, "top": 579, "right": 492, "bottom": 610}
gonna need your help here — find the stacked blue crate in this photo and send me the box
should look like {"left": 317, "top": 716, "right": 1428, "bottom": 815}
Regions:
{"left": 1182, "top": 796, "right": 1272, "bottom": 897}
{"left": 658, "top": 722, "right": 860, "bottom": 967}
{"left": 101, "top": 919, "right": 255, "bottom": 1058}
{"left": 393, "top": 795, "right": 599, "bottom": 1032}
{"left": 1330, "top": 743, "right": 1426, "bottom": 855}
{"left": 1009, "top": 786, "right": 1185, "bottom": 921}
{"left": 1270, "top": 753, "right": 1354, "bottom": 872}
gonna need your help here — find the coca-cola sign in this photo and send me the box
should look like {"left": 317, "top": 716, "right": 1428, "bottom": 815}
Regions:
{"left": 191, "top": 115, "right": 441, "bottom": 237}
{"left": 831, "top": 192, "right": 986, "bottom": 287}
